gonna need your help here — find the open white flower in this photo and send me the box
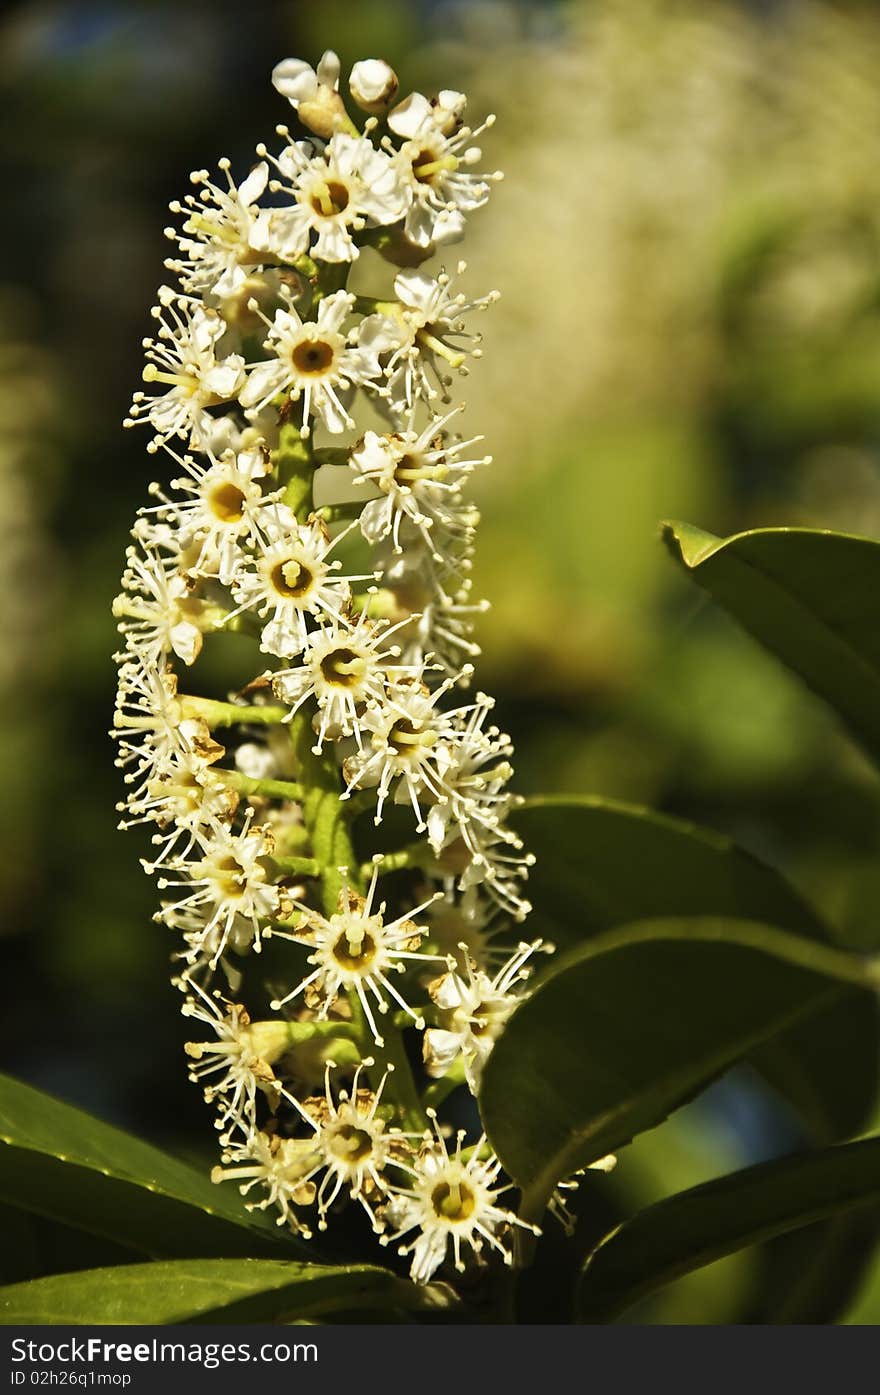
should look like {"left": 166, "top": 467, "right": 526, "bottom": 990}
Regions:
{"left": 156, "top": 814, "right": 280, "bottom": 969}
{"left": 239, "top": 290, "right": 380, "bottom": 434}
{"left": 229, "top": 516, "right": 357, "bottom": 659}
{"left": 279, "top": 1059, "right": 415, "bottom": 1229}
{"left": 253, "top": 133, "right": 409, "bottom": 264}
{"left": 126, "top": 290, "right": 246, "bottom": 450}
{"left": 148, "top": 445, "right": 278, "bottom": 586}
{"left": 182, "top": 981, "right": 293, "bottom": 1140}
{"left": 266, "top": 861, "right": 441, "bottom": 1045}
{"left": 380, "top": 1112, "right": 538, "bottom": 1282}
{"left": 348, "top": 409, "right": 489, "bottom": 557}
{"left": 113, "top": 539, "right": 213, "bottom": 667}
{"left": 165, "top": 159, "right": 268, "bottom": 298}
{"left": 212, "top": 1128, "right": 320, "bottom": 1235}
{"left": 422, "top": 939, "right": 544, "bottom": 1091}
{"left": 272, "top": 609, "right": 415, "bottom": 751}
{"left": 360, "top": 264, "right": 497, "bottom": 411}
{"left": 387, "top": 91, "right": 500, "bottom": 247}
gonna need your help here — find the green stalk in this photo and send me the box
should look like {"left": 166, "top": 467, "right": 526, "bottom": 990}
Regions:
{"left": 287, "top": 707, "right": 427, "bottom": 1133}
{"left": 215, "top": 770, "right": 305, "bottom": 802}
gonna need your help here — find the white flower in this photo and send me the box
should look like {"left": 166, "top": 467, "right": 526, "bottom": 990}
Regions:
{"left": 387, "top": 91, "right": 500, "bottom": 247}
{"left": 379, "top": 1112, "right": 538, "bottom": 1283}
{"left": 113, "top": 539, "right": 214, "bottom": 667}
{"left": 424, "top": 692, "right": 517, "bottom": 854}
{"left": 239, "top": 290, "right": 380, "bottom": 434}
{"left": 253, "top": 133, "right": 409, "bottom": 264}
{"left": 341, "top": 674, "right": 470, "bottom": 827}
{"left": 155, "top": 813, "right": 280, "bottom": 968}
{"left": 281, "top": 1059, "right": 415, "bottom": 1230}
{"left": 120, "top": 741, "right": 236, "bottom": 868}
{"left": 112, "top": 661, "right": 187, "bottom": 793}
{"left": 182, "top": 981, "right": 292, "bottom": 1140}
{"left": 148, "top": 446, "right": 278, "bottom": 586}
{"left": 228, "top": 516, "right": 356, "bottom": 659}
{"left": 349, "top": 59, "right": 399, "bottom": 113}
{"left": 422, "top": 939, "right": 544, "bottom": 1092}
{"left": 212, "top": 1128, "right": 320, "bottom": 1235}
{"left": 271, "top": 609, "right": 414, "bottom": 751}
{"left": 266, "top": 861, "right": 441, "bottom": 1046}
{"left": 359, "top": 264, "right": 497, "bottom": 411}
{"left": 348, "top": 409, "right": 489, "bottom": 558}
{"left": 126, "top": 290, "right": 246, "bottom": 450}
{"left": 165, "top": 159, "right": 268, "bottom": 297}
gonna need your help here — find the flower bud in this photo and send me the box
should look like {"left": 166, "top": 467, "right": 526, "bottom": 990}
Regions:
{"left": 349, "top": 58, "right": 399, "bottom": 112}
{"left": 272, "top": 50, "right": 349, "bottom": 139}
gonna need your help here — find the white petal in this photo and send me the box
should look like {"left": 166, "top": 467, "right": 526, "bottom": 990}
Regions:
{"left": 388, "top": 91, "right": 433, "bottom": 140}
{"left": 272, "top": 58, "right": 318, "bottom": 106}
{"left": 316, "top": 50, "right": 341, "bottom": 89}
{"left": 317, "top": 289, "right": 355, "bottom": 333}
{"left": 359, "top": 497, "right": 392, "bottom": 545}
{"left": 422, "top": 1028, "right": 463, "bottom": 1078}
{"left": 204, "top": 358, "right": 246, "bottom": 399}
{"left": 170, "top": 621, "right": 202, "bottom": 666}
{"left": 349, "top": 59, "right": 398, "bottom": 110}
{"left": 238, "top": 161, "right": 268, "bottom": 206}
{"left": 239, "top": 359, "right": 286, "bottom": 408}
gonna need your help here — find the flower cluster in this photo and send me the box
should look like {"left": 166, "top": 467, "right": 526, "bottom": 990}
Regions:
{"left": 112, "top": 50, "right": 592, "bottom": 1287}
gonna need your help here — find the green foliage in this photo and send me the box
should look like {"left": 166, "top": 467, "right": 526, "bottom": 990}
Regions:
{"left": 663, "top": 523, "right": 880, "bottom": 760}
{"left": 0, "top": 1259, "right": 444, "bottom": 1325}
{"left": 480, "top": 916, "right": 873, "bottom": 1204}
{"left": 577, "top": 1136, "right": 880, "bottom": 1323}
{"left": 514, "top": 796, "right": 879, "bottom": 1142}
{"left": 0, "top": 1073, "right": 293, "bottom": 1258}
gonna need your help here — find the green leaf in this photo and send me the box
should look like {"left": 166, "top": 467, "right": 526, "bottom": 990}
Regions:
{"left": 480, "top": 916, "right": 876, "bottom": 1204}
{"left": 514, "top": 797, "right": 879, "bottom": 1141}
{"left": 577, "top": 1136, "right": 880, "bottom": 1322}
{"left": 0, "top": 1259, "right": 449, "bottom": 1325}
{"left": 662, "top": 522, "right": 880, "bottom": 759}
{"left": 515, "top": 795, "right": 825, "bottom": 948}
{"left": 0, "top": 1073, "right": 295, "bottom": 1259}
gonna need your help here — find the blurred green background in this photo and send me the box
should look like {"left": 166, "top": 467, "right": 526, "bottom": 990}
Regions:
{"left": 4, "top": 0, "right": 880, "bottom": 1320}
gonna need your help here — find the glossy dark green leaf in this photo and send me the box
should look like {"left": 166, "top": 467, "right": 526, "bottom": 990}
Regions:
{"left": 480, "top": 917, "right": 875, "bottom": 1202}
{"left": 515, "top": 794, "right": 824, "bottom": 948}
{"left": 662, "top": 522, "right": 880, "bottom": 758}
{"left": 0, "top": 1073, "right": 294, "bottom": 1259}
{"left": 514, "top": 798, "right": 878, "bottom": 1141}
{"left": 577, "top": 1136, "right": 880, "bottom": 1322}
{"left": 0, "top": 1259, "right": 449, "bottom": 1325}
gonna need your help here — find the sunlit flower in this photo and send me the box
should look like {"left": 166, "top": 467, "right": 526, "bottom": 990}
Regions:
{"left": 239, "top": 290, "right": 381, "bottom": 434}
{"left": 253, "top": 133, "right": 409, "bottom": 264}
{"left": 266, "top": 860, "right": 441, "bottom": 1045}
{"left": 165, "top": 158, "right": 269, "bottom": 297}
{"left": 379, "top": 1111, "right": 538, "bottom": 1282}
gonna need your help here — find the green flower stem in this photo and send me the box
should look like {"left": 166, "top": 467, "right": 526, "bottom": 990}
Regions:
{"left": 275, "top": 424, "right": 315, "bottom": 520}
{"left": 422, "top": 1062, "right": 466, "bottom": 1112}
{"left": 214, "top": 769, "right": 305, "bottom": 802}
{"left": 287, "top": 707, "right": 427, "bottom": 1133}
{"left": 259, "top": 1017, "right": 359, "bottom": 1048}
{"left": 178, "top": 696, "right": 289, "bottom": 728}
{"left": 361, "top": 841, "right": 434, "bottom": 880}
{"left": 314, "top": 503, "right": 364, "bottom": 525}
{"left": 311, "top": 447, "right": 352, "bottom": 466}
{"left": 270, "top": 855, "right": 322, "bottom": 879}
